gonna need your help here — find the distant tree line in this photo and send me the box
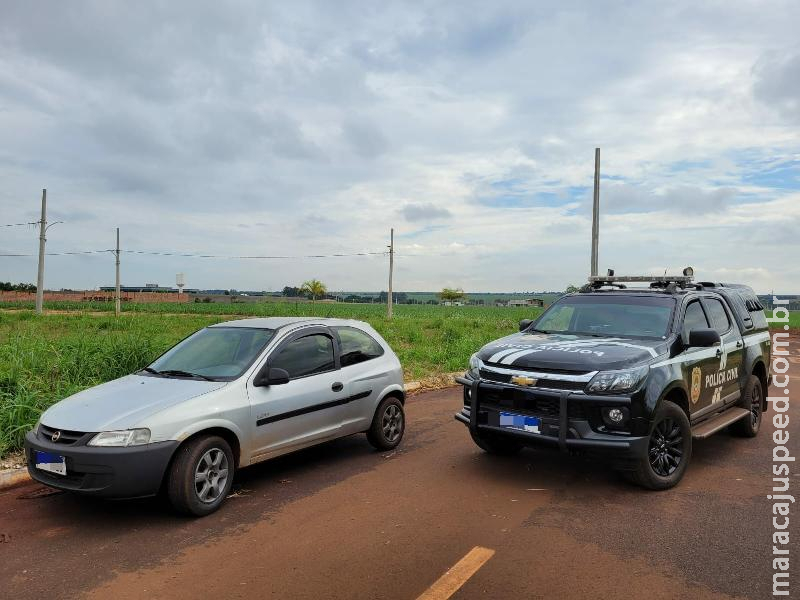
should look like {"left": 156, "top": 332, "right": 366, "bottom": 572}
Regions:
{"left": 0, "top": 282, "right": 36, "bottom": 292}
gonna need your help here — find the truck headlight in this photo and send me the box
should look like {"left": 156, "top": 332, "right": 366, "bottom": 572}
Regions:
{"left": 587, "top": 367, "right": 648, "bottom": 394}
{"left": 469, "top": 353, "right": 481, "bottom": 370}
{"left": 87, "top": 428, "right": 151, "bottom": 447}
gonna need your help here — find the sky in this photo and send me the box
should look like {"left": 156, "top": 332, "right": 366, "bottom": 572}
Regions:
{"left": 1, "top": 1, "right": 799, "bottom": 294}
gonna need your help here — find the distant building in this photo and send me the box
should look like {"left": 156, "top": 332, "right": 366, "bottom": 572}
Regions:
{"left": 99, "top": 285, "right": 199, "bottom": 293}
{"left": 507, "top": 298, "right": 544, "bottom": 307}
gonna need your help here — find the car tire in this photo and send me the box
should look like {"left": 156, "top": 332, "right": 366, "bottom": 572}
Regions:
{"left": 366, "top": 396, "right": 405, "bottom": 450}
{"left": 730, "top": 375, "right": 763, "bottom": 438}
{"left": 470, "top": 431, "right": 523, "bottom": 456}
{"left": 626, "top": 400, "right": 692, "bottom": 490}
{"left": 167, "top": 435, "right": 234, "bottom": 517}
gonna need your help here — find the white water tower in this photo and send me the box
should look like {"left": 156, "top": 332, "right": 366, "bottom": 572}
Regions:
{"left": 176, "top": 273, "right": 185, "bottom": 294}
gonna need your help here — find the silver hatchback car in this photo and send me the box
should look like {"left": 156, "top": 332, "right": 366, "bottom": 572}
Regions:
{"left": 25, "top": 317, "right": 406, "bottom": 516}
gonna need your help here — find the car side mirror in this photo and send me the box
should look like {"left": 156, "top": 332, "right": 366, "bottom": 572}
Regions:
{"left": 519, "top": 319, "right": 533, "bottom": 332}
{"left": 688, "top": 328, "right": 721, "bottom": 348}
{"left": 254, "top": 367, "right": 290, "bottom": 387}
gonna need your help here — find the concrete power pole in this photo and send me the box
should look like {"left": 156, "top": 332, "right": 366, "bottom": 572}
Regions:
{"left": 35, "top": 189, "right": 47, "bottom": 315}
{"left": 387, "top": 228, "right": 394, "bottom": 319}
{"left": 115, "top": 228, "right": 121, "bottom": 316}
{"left": 590, "top": 148, "right": 600, "bottom": 277}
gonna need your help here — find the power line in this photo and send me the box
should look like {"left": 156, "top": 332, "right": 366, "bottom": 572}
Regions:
{"left": 0, "top": 249, "right": 388, "bottom": 259}
{"left": 1, "top": 221, "right": 38, "bottom": 227}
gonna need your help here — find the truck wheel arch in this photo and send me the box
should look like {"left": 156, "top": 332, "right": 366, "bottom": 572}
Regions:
{"left": 750, "top": 360, "right": 768, "bottom": 410}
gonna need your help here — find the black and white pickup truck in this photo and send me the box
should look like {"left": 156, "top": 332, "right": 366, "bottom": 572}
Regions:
{"left": 455, "top": 271, "right": 771, "bottom": 489}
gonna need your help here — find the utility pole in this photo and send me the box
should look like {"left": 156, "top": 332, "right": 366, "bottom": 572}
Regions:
{"left": 35, "top": 189, "right": 47, "bottom": 315}
{"left": 115, "top": 227, "right": 121, "bottom": 316}
{"left": 387, "top": 228, "right": 394, "bottom": 319}
{"left": 590, "top": 148, "right": 600, "bottom": 277}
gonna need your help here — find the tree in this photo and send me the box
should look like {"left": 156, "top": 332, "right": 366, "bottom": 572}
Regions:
{"left": 282, "top": 286, "right": 301, "bottom": 297}
{"left": 439, "top": 287, "right": 466, "bottom": 302}
{"left": 565, "top": 285, "right": 580, "bottom": 294}
{"left": 300, "top": 279, "right": 327, "bottom": 301}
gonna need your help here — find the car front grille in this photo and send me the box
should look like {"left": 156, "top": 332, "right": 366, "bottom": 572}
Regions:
{"left": 38, "top": 424, "right": 88, "bottom": 445}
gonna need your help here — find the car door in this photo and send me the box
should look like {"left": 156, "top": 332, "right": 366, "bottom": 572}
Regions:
{"left": 247, "top": 328, "right": 346, "bottom": 461}
{"left": 700, "top": 296, "right": 744, "bottom": 407}
{"left": 678, "top": 298, "right": 722, "bottom": 418}
{"left": 332, "top": 326, "right": 387, "bottom": 433}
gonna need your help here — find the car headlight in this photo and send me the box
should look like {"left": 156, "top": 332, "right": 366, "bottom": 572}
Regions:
{"left": 586, "top": 367, "right": 648, "bottom": 394}
{"left": 87, "top": 428, "right": 151, "bottom": 447}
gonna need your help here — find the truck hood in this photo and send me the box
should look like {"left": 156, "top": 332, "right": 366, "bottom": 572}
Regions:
{"left": 40, "top": 374, "right": 227, "bottom": 432}
{"left": 476, "top": 332, "right": 669, "bottom": 372}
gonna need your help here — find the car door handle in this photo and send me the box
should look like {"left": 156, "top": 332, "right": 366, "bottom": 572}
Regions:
{"left": 331, "top": 382, "right": 343, "bottom": 392}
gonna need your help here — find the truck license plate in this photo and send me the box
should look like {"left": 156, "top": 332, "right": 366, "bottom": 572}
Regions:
{"left": 500, "top": 412, "right": 540, "bottom": 433}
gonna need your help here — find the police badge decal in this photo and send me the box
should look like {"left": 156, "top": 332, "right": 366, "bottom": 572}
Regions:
{"left": 690, "top": 367, "right": 701, "bottom": 404}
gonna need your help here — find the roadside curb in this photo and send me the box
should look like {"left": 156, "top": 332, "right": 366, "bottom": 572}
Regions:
{"left": 0, "top": 467, "right": 30, "bottom": 491}
{"left": 0, "top": 373, "right": 465, "bottom": 492}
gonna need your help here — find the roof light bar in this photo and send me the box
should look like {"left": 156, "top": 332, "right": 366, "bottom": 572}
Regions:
{"left": 588, "top": 275, "right": 693, "bottom": 283}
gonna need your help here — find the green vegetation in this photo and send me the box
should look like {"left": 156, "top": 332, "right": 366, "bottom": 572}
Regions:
{"left": 0, "top": 303, "right": 542, "bottom": 456}
{"left": 1, "top": 300, "right": 797, "bottom": 457}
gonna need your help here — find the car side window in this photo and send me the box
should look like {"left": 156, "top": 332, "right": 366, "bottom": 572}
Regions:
{"left": 682, "top": 300, "right": 709, "bottom": 338}
{"left": 335, "top": 327, "right": 384, "bottom": 367}
{"left": 704, "top": 298, "right": 731, "bottom": 334}
{"left": 271, "top": 334, "right": 335, "bottom": 379}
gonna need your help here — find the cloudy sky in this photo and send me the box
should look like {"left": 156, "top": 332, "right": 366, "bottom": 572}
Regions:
{"left": 1, "top": 1, "right": 798, "bottom": 293}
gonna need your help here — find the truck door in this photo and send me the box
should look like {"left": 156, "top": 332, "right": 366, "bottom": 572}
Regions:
{"left": 679, "top": 299, "right": 721, "bottom": 417}
{"left": 700, "top": 296, "right": 744, "bottom": 407}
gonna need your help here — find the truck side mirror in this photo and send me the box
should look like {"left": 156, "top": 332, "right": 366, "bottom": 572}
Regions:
{"left": 688, "top": 328, "right": 721, "bottom": 348}
{"left": 519, "top": 319, "right": 533, "bottom": 332}
{"left": 254, "top": 367, "right": 290, "bottom": 387}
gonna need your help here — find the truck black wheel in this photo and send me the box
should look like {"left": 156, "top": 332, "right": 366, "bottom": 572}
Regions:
{"left": 367, "top": 396, "right": 405, "bottom": 450}
{"left": 626, "top": 400, "right": 691, "bottom": 490}
{"left": 730, "top": 375, "right": 762, "bottom": 438}
{"left": 167, "top": 435, "right": 234, "bottom": 517}
{"left": 470, "top": 431, "right": 523, "bottom": 456}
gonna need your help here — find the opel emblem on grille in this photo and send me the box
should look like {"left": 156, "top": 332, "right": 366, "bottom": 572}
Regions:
{"left": 51, "top": 430, "right": 61, "bottom": 443}
{"left": 510, "top": 375, "right": 537, "bottom": 387}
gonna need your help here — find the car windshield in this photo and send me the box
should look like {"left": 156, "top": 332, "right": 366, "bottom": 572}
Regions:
{"left": 147, "top": 327, "right": 275, "bottom": 380}
{"left": 532, "top": 295, "right": 675, "bottom": 339}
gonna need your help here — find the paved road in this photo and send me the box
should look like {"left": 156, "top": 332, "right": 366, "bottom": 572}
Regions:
{"left": 1, "top": 337, "right": 797, "bottom": 599}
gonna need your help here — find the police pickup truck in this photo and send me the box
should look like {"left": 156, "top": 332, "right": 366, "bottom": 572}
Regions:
{"left": 455, "top": 270, "right": 771, "bottom": 489}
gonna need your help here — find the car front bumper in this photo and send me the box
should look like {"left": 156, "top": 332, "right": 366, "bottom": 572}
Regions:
{"left": 24, "top": 430, "right": 179, "bottom": 499}
{"left": 454, "top": 375, "right": 648, "bottom": 462}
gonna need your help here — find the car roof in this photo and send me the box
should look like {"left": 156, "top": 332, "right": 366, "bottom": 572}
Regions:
{"left": 208, "top": 317, "right": 368, "bottom": 330}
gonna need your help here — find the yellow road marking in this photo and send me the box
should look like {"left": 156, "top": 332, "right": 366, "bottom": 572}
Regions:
{"left": 416, "top": 546, "right": 495, "bottom": 600}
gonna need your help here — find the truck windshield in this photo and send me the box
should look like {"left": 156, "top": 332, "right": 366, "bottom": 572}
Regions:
{"left": 146, "top": 327, "right": 275, "bottom": 380}
{"left": 532, "top": 295, "right": 675, "bottom": 339}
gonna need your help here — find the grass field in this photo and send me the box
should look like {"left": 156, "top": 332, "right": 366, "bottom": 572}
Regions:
{"left": 0, "top": 303, "right": 539, "bottom": 456}
{"left": 1, "top": 301, "right": 797, "bottom": 457}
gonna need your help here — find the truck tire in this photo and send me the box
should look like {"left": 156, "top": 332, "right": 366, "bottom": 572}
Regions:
{"left": 625, "top": 400, "right": 691, "bottom": 490}
{"left": 367, "top": 396, "right": 405, "bottom": 450}
{"left": 470, "top": 431, "right": 523, "bottom": 456}
{"left": 730, "top": 375, "right": 762, "bottom": 438}
{"left": 167, "top": 435, "right": 234, "bottom": 517}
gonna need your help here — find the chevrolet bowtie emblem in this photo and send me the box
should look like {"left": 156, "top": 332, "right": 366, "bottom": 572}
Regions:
{"left": 510, "top": 375, "right": 537, "bottom": 387}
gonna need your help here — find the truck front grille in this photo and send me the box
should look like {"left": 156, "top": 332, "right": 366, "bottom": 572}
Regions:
{"left": 479, "top": 369, "right": 586, "bottom": 391}
{"left": 479, "top": 386, "right": 587, "bottom": 419}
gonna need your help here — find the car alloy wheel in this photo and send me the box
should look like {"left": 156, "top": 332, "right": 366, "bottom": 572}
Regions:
{"left": 194, "top": 448, "right": 229, "bottom": 504}
{"left": 382, "top": 404, "right": 403, "bottom": 443}
{"left": 749, "top": 382, "right": 762, "bottom": 429}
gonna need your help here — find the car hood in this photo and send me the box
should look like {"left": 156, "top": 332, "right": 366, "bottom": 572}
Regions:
{"left": 40, "top": 374, "right": 227, "bottom": 432}
{"left": 476, "top": 332, "right": 669, "bottom": 372}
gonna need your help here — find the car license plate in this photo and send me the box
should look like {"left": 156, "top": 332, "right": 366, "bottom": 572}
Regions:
{"left": 499, "top": 412, "right": 540, "bottom": 433}
{"left": 34, "top": 450, "right": 66, "bottom": 476}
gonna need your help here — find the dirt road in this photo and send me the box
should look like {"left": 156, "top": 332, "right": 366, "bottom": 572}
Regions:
{"left": 1, "top": 337, "right": 797, "bottom": 599}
